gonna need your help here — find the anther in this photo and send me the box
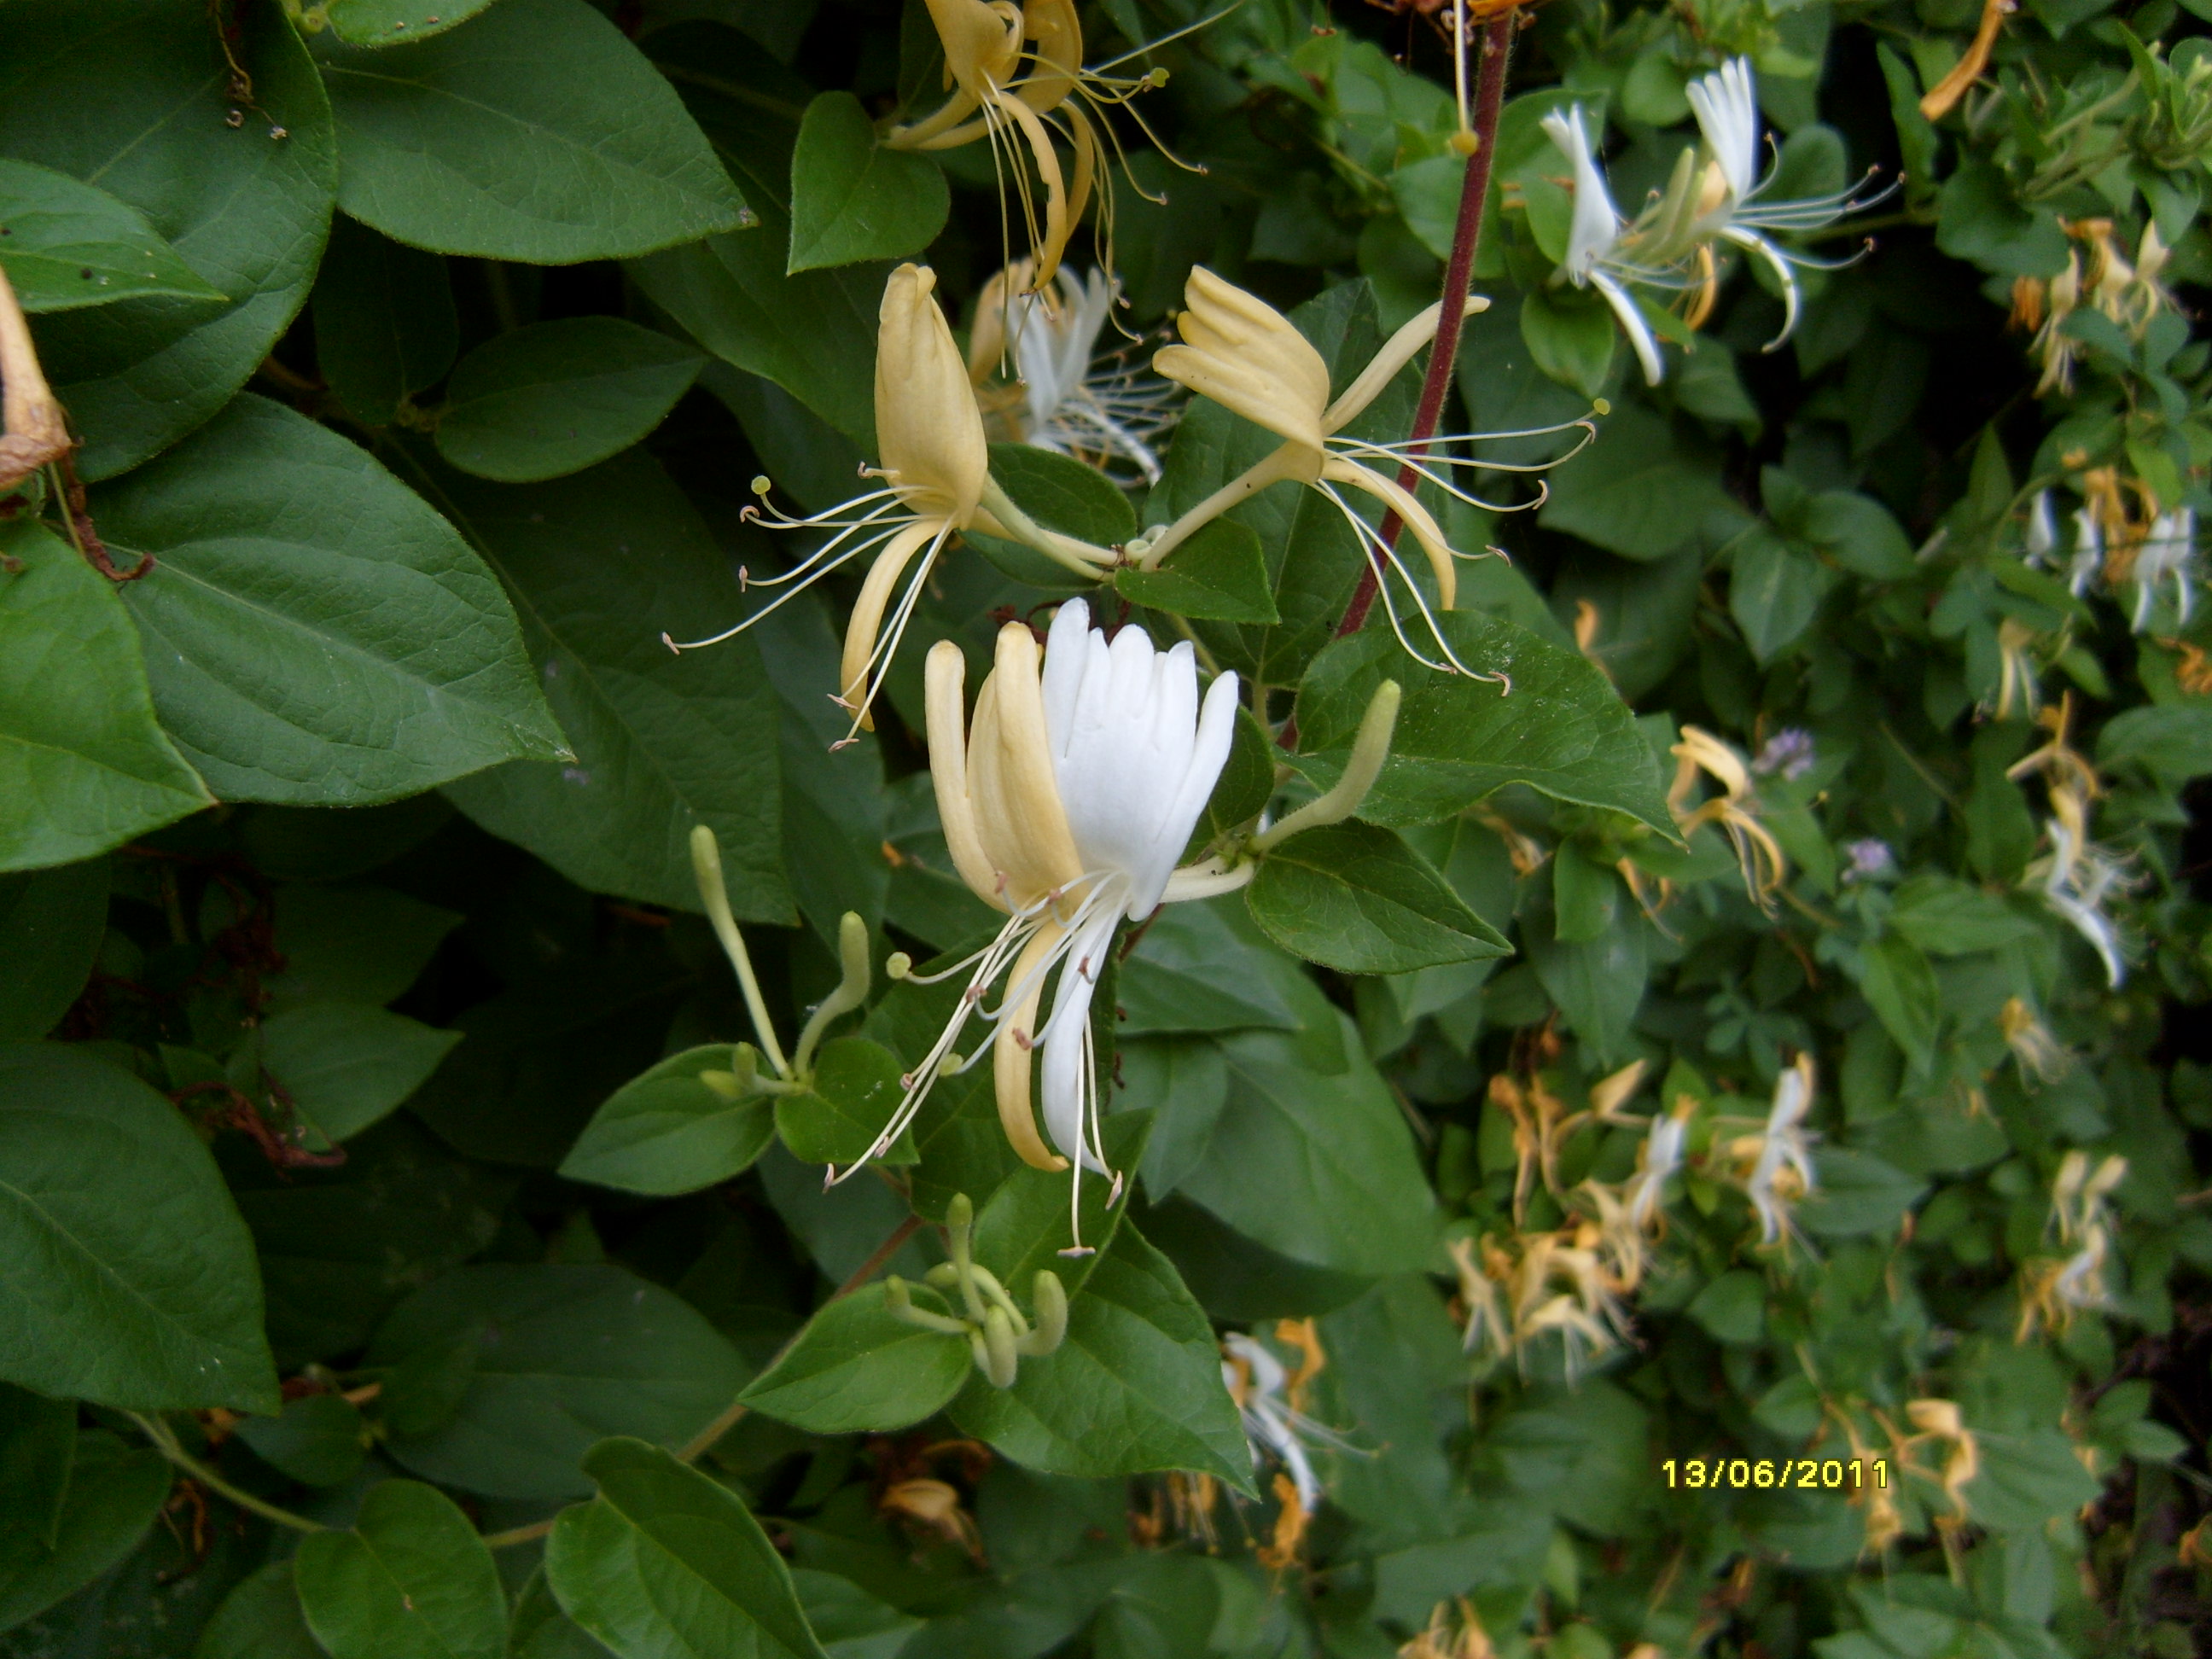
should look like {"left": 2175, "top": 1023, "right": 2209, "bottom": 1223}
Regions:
{"left": 661, "top": 632, "right": 681, "bottom": 655}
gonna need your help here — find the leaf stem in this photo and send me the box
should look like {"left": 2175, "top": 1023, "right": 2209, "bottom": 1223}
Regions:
{"left": 1335, "top": 10, "right": 1516, "bottom": 640}
{"left": 126, "top": 1412, "right": 325, "bottom": 1534}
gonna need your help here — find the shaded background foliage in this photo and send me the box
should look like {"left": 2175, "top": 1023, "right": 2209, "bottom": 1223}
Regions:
{"left": 2, "top": 0, "right": 2212, "bottom": 1656}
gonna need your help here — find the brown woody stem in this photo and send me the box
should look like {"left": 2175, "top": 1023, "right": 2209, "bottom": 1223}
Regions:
{"left": 1335, "top": 10, "right": 1516, "bottom": 640}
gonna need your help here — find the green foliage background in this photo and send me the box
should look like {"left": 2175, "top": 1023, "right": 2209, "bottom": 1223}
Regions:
{"left": 2, "top": 0, "right": 2210, "bottom": 1655}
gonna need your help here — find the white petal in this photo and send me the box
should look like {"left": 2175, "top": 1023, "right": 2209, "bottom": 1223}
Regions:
{"left": 1542, "top": 105, "right": 1622, "bottom": 278}
{"left": 1588, "top": 269, "right": 1665, "bottom": 386}
{"left": 1037, "top": 905, "right": 1118, "bottom": 1169}
{"left": 1687, "top": 57, "right": 1759, "bottom": 207}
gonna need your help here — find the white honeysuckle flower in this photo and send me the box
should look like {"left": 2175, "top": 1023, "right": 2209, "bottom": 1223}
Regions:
{"left": 1144, "top": 268, "right": 1593, "bottom": 678}
{"left": 2069, "top": 509, "right": 2104, "bottom": 597}
{"left": 2024, "top": 491, "right": 2061, "bottom": 568}
{"left": 1221, "top": 1332, "right": 1349, "bottom": 1511}
{"left": 2130, "top": 509, "right": 2197, "bottom": 632}
{"left": 2027, "top": 491, "right": 2105, "bottom": 597}
{"left": 1542, "top": 104, "right": 1666, "bottom": 387}
{"left": 665, "top": 265, "right": 1115, "bottom": 742}
{"left": 969, "top": 262, "right": 1178, "bottom": 485}
{"left": 1680, "top": 58, "right": 1889, "bottom": 350}
{"left": 846, "top": 602, "right": 1245, "bottom": 1249}
{"left": 1625, "top": 1107, "right": 1687, "bottom": 1234}
{"left": 1741, "top": 1056, "right": 1817, "bottom": 1247}
{"left": 2029, "top": 785, "right": 2133, "bottom": 987}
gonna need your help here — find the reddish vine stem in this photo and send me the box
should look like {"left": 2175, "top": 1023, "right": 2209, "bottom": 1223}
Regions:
{"left": 1335, "top": 9, "right": 1517, "bottom": 639}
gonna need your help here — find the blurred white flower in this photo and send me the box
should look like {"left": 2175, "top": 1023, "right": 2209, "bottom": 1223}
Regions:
{"left": 1738, "top": 1057, "right": 1817, "bottom": 1247}
{"left": 2028, "top": 784, "right": 2133, "bottom": 987}
{"left": 2130, "top": 508, "right": 2197, "bottom": 632}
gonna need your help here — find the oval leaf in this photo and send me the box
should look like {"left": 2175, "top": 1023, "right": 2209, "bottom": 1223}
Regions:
{"left": 0, "top": 158, "right": 224, "bottom": 313}
{"left": 1117, "top": 519, "right": 1281, "bottom": 625}
{"left": 788, "top": 91, "right": 950, "bottom": 274}
{"left": 294, "top": 1480, "right": 506, "bottom": 1659}
{"left": 739, "top": 1284, "right": 971, "bottom": 1435}
{"left": 1247, "top": 821, "right": 1510, "bottom": 974}
{"left": 0, "top": 1044, "right": 278, "bottom": 1413}
{"left": 435, "top": 317, "right": 706, "bottom": 483}
{"left": 559, "top": 1044, "right": 777, "bottom": 1196}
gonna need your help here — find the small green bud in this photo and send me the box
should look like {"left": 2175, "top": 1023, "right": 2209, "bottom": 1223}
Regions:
{"left": 979, "top": 1306, "right": 1019, "bottom": 1388}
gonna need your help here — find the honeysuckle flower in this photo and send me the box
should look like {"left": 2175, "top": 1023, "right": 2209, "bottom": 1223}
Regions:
{"left": 1901, "top": 1399, "right": 1980, "bottom": 1520}
{"left": 664, "top": 265, "right": 1115, "bottom": 739}
{"left": 1992, "top": 615, "right": 2042, "bottom": 721}
{"left": 1221, "top": 1330, "right": 1347, "bottom": 1515}
{"left": 1668, "top": 727, "right": 1788, "bottom": 908}
{"left": 2023, "top": 489, "right": 2104, "bottom": 597}
{"left": 1449, "top": 1229, "right": 1627, "bottom": 1378}
{"left": 1541, "top": 63, "right": 1884, "bottom": 379}
{"left": 1542, "top": 104, "right": 1666, "bottom": 386}
{"left": 1139, "top": 268, "right": 1592, "bottom": 678}
{"left": 2028, "top": 783, "right": 2133, "bottom": 987}
{"left": 1625, "top": 1101, "right": 1690, "bottom": 1234}
{"left": 968, "top": 261, "right": 1177, "bottom": 484}
{"left": 2018, "top": 1150, "right": 2125, "bottom": 1338}
{"left": 0, "top": 264, "right": 71, "bottom": 494}
{"left": 2128, "top": 509, "right": 2197, "bottom": 632}
{"left": 848, "top": 602, "right": 1243, "bottom": 1249}
{"left": 1999, "top": 996, "right": 2070, "bottom": 1084}
{"left": 1734, "top": 1056, "right": 1817, "bottom": 1249}
{"left": 885, "top": 0, "right": 1190, "bottom": 287}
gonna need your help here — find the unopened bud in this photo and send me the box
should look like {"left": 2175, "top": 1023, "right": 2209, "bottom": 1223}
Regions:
{"left": 979, "top": 1306, "right": 1019, "bottom": 1388}
{"left": 886, "top": 952, "right": 913, "bottom": 981}
{"left": 697, "top": 1068, "right": 743, "bottom": 1101}
{"left": 1018, "top": 1270, "right": 1068, "bottom": 1357}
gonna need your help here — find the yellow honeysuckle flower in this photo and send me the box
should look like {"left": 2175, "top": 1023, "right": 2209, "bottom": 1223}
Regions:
{"left": 663, "top": 265, "right": 1115, "bottom": 739}
{"left": 1137, "top": 268, "right": 1594, "bottom": 681}
{"left": 1668, "top": 726, "right": 1788, "bottom": 909}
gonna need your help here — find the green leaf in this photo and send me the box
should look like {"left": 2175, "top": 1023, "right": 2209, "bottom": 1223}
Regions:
{"left": 1174, "top": 1022, "right": 1438, "bottom": 1277}
{"left": 788, "top": 91, "right": 949, "bottom": 273}
{"left": 947, "top": 1223, "right": 1251, "bottom": 1490}
{"left": 628, "top": 28, "right": 881, "bottom": 443}
{"left": 1858, "top": 932, "right": 1939, "bottom": 1073}
{"left": 261, "top": 883, "right": 462, "bottom": 1011}
{"left": 0, "top": 1430, "right": 172, "bottom": 1632}
{"left": 93, "top": 394, "right": 563, "bottom": 806}
{"left": 320, "top": 0, "right": 503, "bottom": 46}
{"left": 1119, "top": 901, "right": 1297, "bottom": 1036}
{"left": 776, "top": 1036, "right": 914, "bottom": 1167}
{"left": 0, "top": 861, "right": 108, "bottom": 1044}
{"left": 1539, "top": 401, "right": 1738, "bottom": 562}
{"left": 1687, "top": 1271, "right": 1767, "bottom": 1345}
{"left": 1886, "top": 876, "right": 2042, "bottom": 957}
{"left": 197, "top": 1562, "right": 328, "bottom": 1659}
{"left": 979, "top": 442, "right": 1139, "bottom": 556}
{"left": 0, "top": 1044, "right": 277, "bottom": 1413}
{"left": 969, "top": 1110, "right": 1150, "bottom": 1298}
{"left": 0, "top": 1382, "right": 75, "bottom": 1551}
{"left": 1523, "top": 895, "right": 1649, "bottom": 1066}
{"left": 1114, "top": 1039, "right": 1229, "bottom": 1200}
{"left": 1802, "top": 1148, "right": 1927, "bottom": 1238}
{"left": 0, "top": 159, "right": 224, "bottom": 313}
{"left": 0, "top": 0, "right": 336, "bottom": 480}
{"left": 235, "top": 1392, "right": 370, "bottom": 1487}
{"left": 1518, "top": 285, "right": 1616, "bottom": 399}
{"left": 426, "top": 451, "right": 792, "bottom": 921}
{"left": 367, "top": 1263, "right": 747, "bottom": 1499}
{"left": 294, "top": 1481, "right": 507, "bottom": 1659}
{"left": 559, "top": 1045, "right": 778, "bottom": 1196}
{"left": 1291, "top": 612, "right": 1675, "bottom": 835}
{"left": 738, "top": 1284, "right": 971, "bottom": 1435}
{"left": 313, "top": 0, "right": 748, "bottom": 262}
{"left": 2097, "top": 704, "right": 2212, "bottom": 785}
{"left": 1116, "top": 520, "right": 1281, "bottom": 625}
{"left": 1247, "top": 821, "right": 1511, "bottom": 974}
{"left": 1729, "top": 528, "right": 1827, "bottom": 662}
{"left": 790, "top": 1569, "right": 922, "bottom": 1659}
{"left": 311, "top": 214, "right": 458, "bottom": 427}
{"left": 0, "top": 523, "right": 213, "bottom": 873}
{"left": 255, "top": 1004, "right": 460, "bottom": 1145}
{"left": 546, "top": 1436, "right": 834, "bottom": 1659}
{"left": 434, "top": 318, "right": 706, "bottom": 483}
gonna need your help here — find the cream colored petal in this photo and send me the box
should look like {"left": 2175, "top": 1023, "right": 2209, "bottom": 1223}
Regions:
{"left": 1153, "top": 268, "right": 1330, "bottom": 451}
{"left": 876, "top": 264, "right": 988, "bottom": 524}
{"left": 996, "top": 922, "right": 1074, "bottom": 1171}
{"left": 926, "top": 640, "right": 1009, "bottom": 911}
{"left": 1322, "top": 457, "right": 1458, "bottom": 611}
{"left": 969, "top": 622, "right": 1085, "bottom": 906}
{"left": 839, "top": 515, "right": 946, "bottom": 731}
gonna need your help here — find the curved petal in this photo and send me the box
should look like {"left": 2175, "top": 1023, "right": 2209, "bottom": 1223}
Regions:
{"left": 995, "top": 922, "right": 1074, "bottom": 1170}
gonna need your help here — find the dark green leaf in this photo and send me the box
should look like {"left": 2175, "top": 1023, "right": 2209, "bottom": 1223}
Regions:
{"left": 777, "top": 1036, "right": 913, "bottom": 1168}
{"left": 310, "top": 214, "right": 457, "bottom": 427}
{"left": 314, "top": 0, "right": 748, "bottom": 262}
{"left": 1118, "top": 901, "right": 1297, "bottom": 1036}
{"left": 545, "top": 1436, "right": 833, "bottom": 1659}
{"left": 558, "top": 1045, "right": 777, "bottom": 1196}
{"left": 0, "top": 859, "right": 109, "bottom": 1042}
{"left": 738, "top": 1284, "right": 970, "bottom": 1435}
{"left": 787, "top": 91, "right": 949, "bottom": 273}
{"left": 427, "top": 451, "right": 791, "bottom": 921}
{"left": 1116, "top": 520, "right": 1280, "bottom": 625}
{"left": 947, "top": 1224, "right": 1251, "bottom": 1490}
{"left": 96, "top": 394, "right": 564, "bottom": 806}
{"left": 0, "top": 1431, "right": 171, "bottom": 1633}
{"left": 434, "top": 318, "right": 705, "bottom": 483}
{"left": 1292, "top": 613, "right": 1674, "bottom": 834}
{"left": 0, "top": 523, "right": 212, "bottom": 873}
{"left": 2097, "top": 704, "right": 2212, "bottom": 785}
{"left": 1886, "top": 876, "right": 2042, "bottom": 957}
{"left": 1518, "top": 285, "right": 1615, "bottom": 399}
{"left": 985, "top": 443, "right": 1139, "bottom": 548}
{"left": 293, "top": 1481, "right": 506, "bottom": 1659}
{"left": 0, "top": 1382, "right": 75, "bottom": 1551}
{"left": 261, "top": 883, "right": 462, "bottom": 1012}
{"left": 255, "top": 1004, "right": 460, "bottom": 1145}
{"left": 234, "top": 1393, "right": 370, "bottom": 1487}
{"left": 321, "top": 0, "right": 502, "bottom": 45}
{"left": 1522, "top": 883, "right": 1649, "bottom": 1064}
{"left": 0, "top": 159, "right": 224, "bottom": 313}
{"left": 1112, "top": 1038, "right": 1229, "bottom": 1198}
{"left": 1247, "top": 821, "right": 1510, "bottom": 974}
{"left": 196, "top": 1562, "right": 328, "bottom": 1659}
{"left": 1858, "top": 932, "right": 1939, "bottom": 1073}
{"left": 1802, "top": 1148, "right": 1927, "bottom": 1238}
{"left": 1540, "top": 401, "right": 1738, "bottom": 562}
{"left": 0, "top": 1044, "right": 277, "bottom": 1413}
{"left": 1729, "top": 529, "right": 1826, "bottom": 662}
{"left": 368, "top": 1264, "right": 747, "bottom": 1499}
